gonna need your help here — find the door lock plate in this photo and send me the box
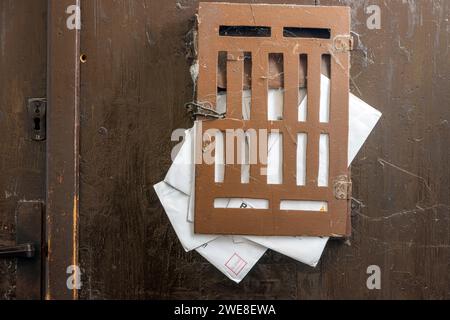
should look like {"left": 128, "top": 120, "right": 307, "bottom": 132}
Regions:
{"left": 27, "top": 98, "right": 47, "bottom": 141}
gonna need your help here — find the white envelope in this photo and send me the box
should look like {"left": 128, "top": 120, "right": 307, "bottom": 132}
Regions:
{"left": 154, "top": 181, "right": 217, "bottom": 252}
{"left": 157, "top": 75, "right": 382, "bottom": 281}
{"left": 196, "top": 236, "right": 267, "bottom": 283}
{"left": 183, "top": 77, "right": 382, "bottom": 221}
{"left": 154, "top": 182, "right": 266, "bottom": 283}
{"left": 164, "top": 127, "right": 195, "bottom": 196}
{"left": 299, "top": 75, "right": 383, "bottom": 165}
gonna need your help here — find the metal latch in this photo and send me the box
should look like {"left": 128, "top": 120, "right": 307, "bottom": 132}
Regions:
{"left": 27, "top": 98, "right": 47, "bottom": 141}
{"left": 0, "top": 243, "right": 35, "bottom": 259}
{"left": 0, "top": 202, "right": 43, "bottom": 299}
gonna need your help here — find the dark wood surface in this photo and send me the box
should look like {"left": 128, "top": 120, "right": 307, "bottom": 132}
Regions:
{"left": 1, "top": 0, "right": 448, "bottom": 300}
{"left": 45, "top": 0, "right": 82, "bottom": 300}
{"left": 0, "top": 0, "right": 47, "bottom": 299}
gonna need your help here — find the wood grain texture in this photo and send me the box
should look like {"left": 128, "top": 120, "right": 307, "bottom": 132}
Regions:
{"left": 77, "top": 0, "right": 449, "bottom": 299}
{"left": 314, "top": 0, "right": 450, "bottom": 299}
{"left": 0, "top": 0, "right": 47, "bottom": 299}
{"left": 46, "top": 0, "right": 82, "bottom": 300}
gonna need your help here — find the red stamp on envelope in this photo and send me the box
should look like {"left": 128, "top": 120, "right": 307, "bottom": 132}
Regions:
{"left": 225, "top": 253, "right": 248, "bottom": 276}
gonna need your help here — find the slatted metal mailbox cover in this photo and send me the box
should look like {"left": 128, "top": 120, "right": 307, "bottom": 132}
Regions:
{"left": 195, "top": 2, "right": 352, "bottom": 237}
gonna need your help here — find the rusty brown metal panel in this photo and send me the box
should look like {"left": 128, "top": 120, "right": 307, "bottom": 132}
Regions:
{"left": 195, "top": 3, "right": 351, "bottom": 237}
{"left": 0, "top": 0, "right": 47, "bottom": 300}
{"left": 76, "top": 0, "right": 449, "bottom": 299}
{"left": 46, "top": 0, "right": 81, "bottom": 300}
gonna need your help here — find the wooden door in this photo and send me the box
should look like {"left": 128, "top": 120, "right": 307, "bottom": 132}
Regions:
{"left": 1, "top": 0, "right": 449, "bottom": 300}
{"left": 0, "top": 0, "right": 47, "bottom": 300}
{"left": 75, "top": 0, "right": 449, "bottom": 299}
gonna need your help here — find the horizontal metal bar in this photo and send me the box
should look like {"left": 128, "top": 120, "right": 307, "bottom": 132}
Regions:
{"left": 0, "top": 243, "right": 35, "bottom": 259}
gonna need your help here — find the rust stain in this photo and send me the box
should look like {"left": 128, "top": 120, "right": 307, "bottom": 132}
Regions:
{"left": 72, "top": 195, "right": 79, "bottom": 300}
{"left": 45, "top": 215, "right": 52, "bottom": 300}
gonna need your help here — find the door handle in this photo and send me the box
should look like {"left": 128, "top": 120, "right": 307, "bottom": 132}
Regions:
{"left": 0, "top": 243, "right": 36, "bottom": 259}
{"left": 2, "top": 202, "right": 43, "bottom": 299}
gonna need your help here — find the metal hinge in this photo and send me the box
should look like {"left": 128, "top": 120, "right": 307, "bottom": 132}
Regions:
{"left": 185, "top": 101, "right": 226, "bottom": 120}
{"left": 333, "top": 35, "right": 354, "bottom": 52}
{"left": 334, "top": 175, "right": 352, "bottom": 200}
{"left": 0, "top": 243, "right": 35, "bottom": 259}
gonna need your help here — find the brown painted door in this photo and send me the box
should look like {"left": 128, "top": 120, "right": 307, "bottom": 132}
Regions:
{"left": 76, "top": 0, "right": 449, "bottom": 299}
{"left": 1, "top": 0, "right": 449, "bottom": 300}
{"left": 0, "top": 0, "right": 47, "bottom": 300}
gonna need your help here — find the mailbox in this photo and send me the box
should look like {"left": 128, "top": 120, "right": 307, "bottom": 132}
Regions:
{"left": 194, "top": 3, "right": 352, "bottom": 237}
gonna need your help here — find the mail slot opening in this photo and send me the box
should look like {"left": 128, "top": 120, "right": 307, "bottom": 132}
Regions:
{"left": 267, "top": 132, "right": 283, "bottom": 185}
{"left": 320, "top": 54, "right": 331, "bottom": 123}
{"left": 214, "top": 198, "right": 269, "bottom": 209}
{"left": 217, "top": 51, "right": 228, "bottom": 115}
{"left": 318, "top": 134, "right": 329, "bottom": 187}
{"left": 268, "top": 53, "right": 284, "bottom": 121}
{"left": 219, "top": 26, "right": 271, "bottom": 37}
{"left": 280, "top": 201, "right": 328, "bottom": 212}
{"left": 283, "top": 27, "right": 331, "bottom": 39}
{"left": 298, "top": 54, "right": 308, "bottom": 122}
{"left": 217, "top": 51, "right": 253, "bottom": 119}
{"left": 297, "top": 133, "right": 307, "bottom": 186}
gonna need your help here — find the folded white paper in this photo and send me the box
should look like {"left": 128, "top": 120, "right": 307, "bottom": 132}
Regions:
{"left": 157, "top": 75, "right": 382, "bottom": 282}
{"left": 299, "top": 75, "right": 383, "bottom": 166}
{"left": 164, "top": 128, "right": 195, "bottom": 196}
{"left": 348, "top": 93, "right": 382, "bottom": 164}
{"left": 154, "top": 181, "right": 217, "bottom": 252}
{"left": 196, "top": 236, "right": 267, "bottom": 283}
{"left": 183, "top": 82, "right": 381, "bottom": 221}
{"left": 155, "top": 182, "right": 266, "bottom": 283}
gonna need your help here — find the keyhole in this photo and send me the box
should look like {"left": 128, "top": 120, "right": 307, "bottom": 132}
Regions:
{"left": 34, "top": 117, "right": 41, "bottom": 131}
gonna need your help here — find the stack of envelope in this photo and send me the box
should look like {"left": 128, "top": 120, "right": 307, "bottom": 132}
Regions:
{"left": 155, "top": 76, "right": 382, "bottom": 283}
